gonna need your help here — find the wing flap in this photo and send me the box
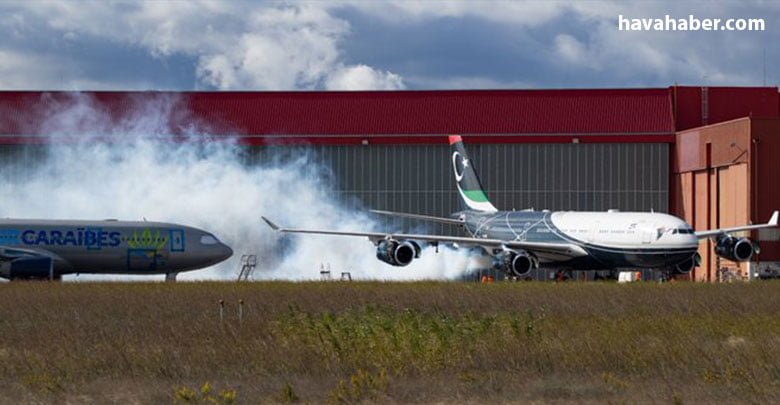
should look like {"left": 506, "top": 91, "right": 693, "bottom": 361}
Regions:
{"left": 369, "top": 209, "right": 465, "bottom": 226}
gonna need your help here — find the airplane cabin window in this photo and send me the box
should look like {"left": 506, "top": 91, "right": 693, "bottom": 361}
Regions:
{"left": 200, "top": 235, "right": 219, "bottom": 245}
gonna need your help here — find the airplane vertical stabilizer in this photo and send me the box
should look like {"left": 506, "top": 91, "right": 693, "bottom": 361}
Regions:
{"left": 449, "top": 135, "right": 498, "bottom": 212}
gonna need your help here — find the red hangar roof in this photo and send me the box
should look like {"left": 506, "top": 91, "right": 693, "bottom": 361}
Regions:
{"left": 0, "top": 87, "right": 775, "bottom": 145}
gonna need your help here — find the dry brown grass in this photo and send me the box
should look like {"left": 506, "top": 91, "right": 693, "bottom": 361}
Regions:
{"left": 1, "top": 281, "right": 780, "bottom": 403}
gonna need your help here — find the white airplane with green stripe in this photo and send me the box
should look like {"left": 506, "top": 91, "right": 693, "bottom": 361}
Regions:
{"left": 263, "top": 135, "right": 778, "bottom": 278}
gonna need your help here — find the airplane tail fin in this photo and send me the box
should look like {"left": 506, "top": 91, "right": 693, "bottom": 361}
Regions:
{"left": 449, "top": 135, "right": 497, "bottom": 212}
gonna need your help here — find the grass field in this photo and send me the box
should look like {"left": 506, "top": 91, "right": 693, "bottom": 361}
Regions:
{"left": 2, "top": 281, "right": 780, "bottom": 403}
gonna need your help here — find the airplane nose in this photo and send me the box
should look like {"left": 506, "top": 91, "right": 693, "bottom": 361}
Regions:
{"left": 218, "top": 244, "right": 234, "bottom": 262}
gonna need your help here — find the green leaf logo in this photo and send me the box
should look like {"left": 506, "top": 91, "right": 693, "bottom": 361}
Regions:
{"left": 127, "top": 228, "right": 169, "bottom": 250}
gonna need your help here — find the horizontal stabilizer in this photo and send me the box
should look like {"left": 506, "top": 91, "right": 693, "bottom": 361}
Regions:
{"left": 261, "top": 216, "right": 280, "bottom": 231}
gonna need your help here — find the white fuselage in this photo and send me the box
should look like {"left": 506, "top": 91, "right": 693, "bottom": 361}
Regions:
{"left": 463, "top": 210, "right": 700, "bottom": 269}
{"left": 550, "top": 211, "right": 699, "bottom": 250}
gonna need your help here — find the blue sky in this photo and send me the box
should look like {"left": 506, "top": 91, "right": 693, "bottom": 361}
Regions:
{"left": 0, "top": 1, "right": 777, "bottom": 90}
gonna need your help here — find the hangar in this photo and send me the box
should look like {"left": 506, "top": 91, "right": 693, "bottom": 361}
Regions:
{"left": 0, "top": 86, "right": 777, "bottom": 281}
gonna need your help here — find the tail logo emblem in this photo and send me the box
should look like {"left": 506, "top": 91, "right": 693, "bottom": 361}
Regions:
{"left": 452, "top": 151, "right": 469, "bottom": 182}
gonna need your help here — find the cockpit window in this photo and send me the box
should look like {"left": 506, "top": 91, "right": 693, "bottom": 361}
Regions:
{"left": 663, "top": 228, "right": 695, "bottom": 236}
{"left": 200, "top": 235, "right": 219, "bottom": 245}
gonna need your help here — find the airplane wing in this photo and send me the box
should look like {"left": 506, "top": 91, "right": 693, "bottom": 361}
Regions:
{"left": 369, "top": 209, "right": 465, "bottom": 226}
{"left": 695, "top": 210, "right": 779, "bottom": 238}
{"left": 262, "top": 217, "right": 588, "bottom": 260}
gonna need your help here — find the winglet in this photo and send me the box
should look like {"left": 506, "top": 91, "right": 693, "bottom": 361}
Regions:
{"left": 769, "top": 210, "right": 779, "bottom": 227}
{"left": 261, "top": 216, "right": 280, "bottom": 231}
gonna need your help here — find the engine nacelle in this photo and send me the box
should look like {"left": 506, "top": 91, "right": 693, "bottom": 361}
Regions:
{"left": 0, "top": 257, "right": 55, "bottom": 280}
{"left": 715, "top": 235, "right": 755, "bottom": 262}
{"left": 492, "top": 250, "right": 537, "bottom": 277}
{"left": 376, "top": 240, "right": 420, "bottom": 267}
{"left": 674, "top": 252, "right": 701, "bottom": 274}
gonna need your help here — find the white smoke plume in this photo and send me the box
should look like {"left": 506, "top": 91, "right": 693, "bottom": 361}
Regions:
{"left": 0, "top": 94, "right": 483, "bottom": 281}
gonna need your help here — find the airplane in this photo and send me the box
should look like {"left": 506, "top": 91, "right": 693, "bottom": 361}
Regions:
{"left": 0, "top": 219, "right": 233, "bottom": 281}
{"left": 262, "top": 135, "right": 778, "bottom": 279}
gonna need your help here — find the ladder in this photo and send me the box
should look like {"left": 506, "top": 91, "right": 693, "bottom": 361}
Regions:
{"left": 237, "top": 254, "right": 257, "bottom": 281}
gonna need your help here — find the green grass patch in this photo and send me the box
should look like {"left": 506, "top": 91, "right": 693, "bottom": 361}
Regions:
{"left": 1, "top": 281, "right": 780, "bottom": 402}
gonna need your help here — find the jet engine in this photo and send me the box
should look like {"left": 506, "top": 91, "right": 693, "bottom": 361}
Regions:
{"left": 674, "top": 252, "right": 702, "bottom": 274}
{"left": 376, "top": 240, "right": 421, "bottom": 267}
{"left": 492, "top": 249, "right": 537, "bottom": 277}
{"left": 0, "top": 257, "right": 55, "bottom": 280}
{"left": 715, "top": 235, "right": 755, "bottom": 262}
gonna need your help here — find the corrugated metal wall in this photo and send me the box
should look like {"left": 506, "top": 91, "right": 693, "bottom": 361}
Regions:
{"left": 0, "top": 145, "right": 46, "bottom": 179}
{"left": 0, "top": 143, "right": 669, "bottom": 236}
{"left": 248, "top": 143, "right": 669, "bottom": 234}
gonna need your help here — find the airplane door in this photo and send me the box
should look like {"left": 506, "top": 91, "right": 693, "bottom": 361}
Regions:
{"left": 641, "top": 226, "right": 654, "bottom": 244}
{"left": 170, "top": 229, "right": 185, "bottom": 252}
{"left": 127, "top": 249, "right": 157, "bottom": 272}
{"left": 588, "top": 222, "right": 599, "bottom": 243}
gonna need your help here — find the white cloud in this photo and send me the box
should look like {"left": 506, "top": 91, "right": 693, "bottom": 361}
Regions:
{"left": 0, "top": 49, "right": 56, "bottom": 89}
{"left": 0, "top": 49, "right": 89, "bottom": 90}
{"left": 562, "top": 0, "right": 773, "bottom": 84}
{"left": 0, "top": 47, "right": 176, "bottom": 91}
{"left": 553, "top": 34, "right": 595, "bottom": 68}
{"left": 358, "top": 0, "right": 776, "bottom": 86}
{"left": 407, "top": 75, "right": 533, "bottom": 90}
{"left": 0, "top": 2, "right": 406, "bottom": 90}
{"left": 325, "top": 65, "right": 404, "bottom": 90}
{"left": 342, "top": 0, "right": 567, "bottom": 25}
{"left": 202, "top": 6, "right": 349, "bottom": 90}
{"left": 0, "top": 0, "right": 777, "bottom": 90}
{"left": 195, "top": 55, "right": 237, "bottom": 90}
